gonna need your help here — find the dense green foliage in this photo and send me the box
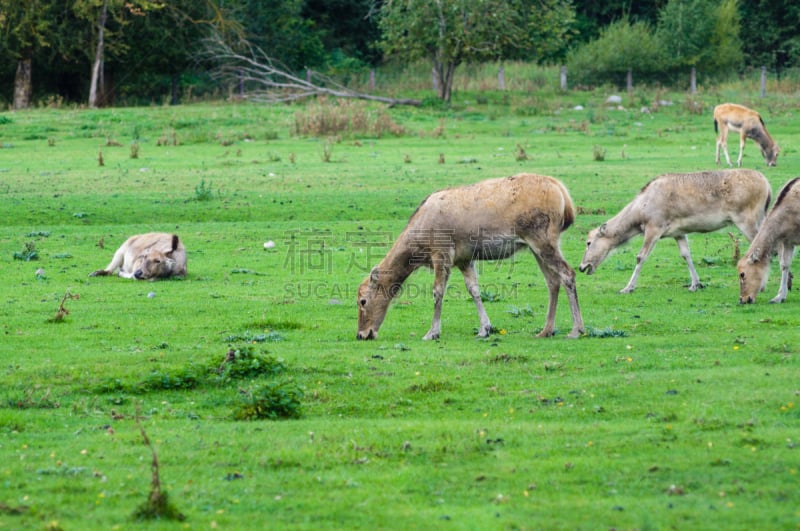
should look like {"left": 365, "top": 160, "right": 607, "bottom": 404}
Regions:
{"left": 0, "top": 0, "right": 798, "bottom": 106}
{"left": 567, "top": 0, "right": 744, "bottom": 87}
{"left": 0, "top": 78, "right": 799, "bottom": 528}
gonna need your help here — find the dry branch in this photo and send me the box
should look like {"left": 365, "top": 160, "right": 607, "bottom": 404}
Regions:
{"left": 200, "top": 34, "right": 420, "bottom": 107}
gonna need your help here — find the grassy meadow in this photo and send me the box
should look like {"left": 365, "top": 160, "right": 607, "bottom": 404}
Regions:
{"left": 1, "top": 84, "right": 799, "bottom": 529}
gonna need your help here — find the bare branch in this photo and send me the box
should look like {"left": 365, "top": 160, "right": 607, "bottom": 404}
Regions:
{"left": 198, "top": 32, "right": 420, "bottom": 107}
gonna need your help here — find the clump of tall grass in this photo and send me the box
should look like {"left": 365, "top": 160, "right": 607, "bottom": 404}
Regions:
{"left": 293, "top": 98, "right": 406, "bottom": 138}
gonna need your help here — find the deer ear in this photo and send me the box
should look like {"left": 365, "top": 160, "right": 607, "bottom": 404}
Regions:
{"left": 369, "top": 267, "right": 380, "bottom": 285}
{"left": 748, "top": 248, "right": 762, "bottom": 263}
{"left": 598, "top": 223, "right": 608, "bottom": 237}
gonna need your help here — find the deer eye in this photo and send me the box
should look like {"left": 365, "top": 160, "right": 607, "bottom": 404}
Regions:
{"left": 739, "top": 272, "right": 745, "bottom": 280}
{"left": 360, "top": 299, "right": 367, "bottom": 307}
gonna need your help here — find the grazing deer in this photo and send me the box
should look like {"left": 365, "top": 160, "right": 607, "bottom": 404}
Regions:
{"left": 356, "top": 173, "right": 584, "bottom": 340}
{"left": 579, "top": 170, "right": 771, "bottom": 293}
{"left": 738, "top": 177, "right": 800, "bottom": 304}
{"left": 714, "top": 103, "right": 779, "bottom": 167}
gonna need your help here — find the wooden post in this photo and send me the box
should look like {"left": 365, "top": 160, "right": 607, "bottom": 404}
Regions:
{"left": 498, "top": 65, "right": 505, "bottom": 90}
{"left": 369, "top": 69, "right": 376, "bottom": 91}
{"left": 626, "top": 68, "right": 633, "bottom": 95}
{"left": 306, "top": 69, "right": 312, "bottom": 83}
{"left": 560, "top": 66, "right": 567, "bottom": 91}
{"left": 760, "top": 66, "right": 767, "bottom": 98}
{"left": 690, "top": 66, "right": 697, "bottom": 95}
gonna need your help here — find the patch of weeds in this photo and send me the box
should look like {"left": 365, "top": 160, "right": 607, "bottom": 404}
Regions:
{"left": 407, "top": 379, "right": 454, "bottom": 393}
{"left": 140, "top": 366, "right": 204, "bottom": 392}
{"left": 224, "top": 330, "right": 285, "bottom": 343}
{"left": 7, "top": 386, "right": 60, "bottom": 409}
{"left": 26, "top": 231, "right": 50, "bottom": 238}
{"left": 246, "top": 319, "right": 303, "bottom": 330}
{"left": 230, "top": 268, "right": 265, "bottom": 276}
{"left": 47, "top": 291, "right": 80, "bottom": 323}
{"left": 320, "top": 139, "right": 335, "bottom": 162}
{"left": 488, "top": 353, "right": 529, "bottom": 364}
{"left": 215, "top": 346, "right": 286, "bottom": 382}
{"left": 192, "top": 179, "right": 216, "bottom": 201}
{"left": 593, "top": 145, "right": 606, "bottom": 161}
{"left": 73, "top": 212, "right": 88, "bottom": 219}
{"left": 233, "top": 381, "right": 304, "bottom": 420}
{"left": 480, "top": 290, "right": 501, "bottom": 303}
{"left": 13, "top": 241, "right": 38, "bottom": 261}
{"left": 132, "top": 409, "right": 186, "bottom": 522}
{"left": 507, "top": 304, "right": 534, "bottom": 318}
{"left": 585, "top": 326, "right": 627, "bottom": 338}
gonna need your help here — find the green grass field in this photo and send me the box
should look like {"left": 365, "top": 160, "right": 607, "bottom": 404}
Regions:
{"left": 1, "top": 90, "right": 798, "bottom": 529}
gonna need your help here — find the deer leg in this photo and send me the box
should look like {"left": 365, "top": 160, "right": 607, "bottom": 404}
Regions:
{"left": 717, "top": 126, "right": 732, "bottom": 166}
{"left": 770, "top": 243, "right": 794, "bottom": 304}
{"left": 737, "top": 130, "right": 746, "bottom": 167}
{"left": 621, "top": 228, "right": 663, "bottom": 293}
{"left": 532, "top": 245, "right": 584, "bottom": 338}
{"left": 675, "top": 235, "right": 703, "bottom": 291}
{"left": 89, "top": 246, "right": 127, "bottom": 277}
{"left": 424, "top": 259, "right": 451, "bottom": 340}
{"left": 459, "top": 262, "right": 491, "bottom": 337}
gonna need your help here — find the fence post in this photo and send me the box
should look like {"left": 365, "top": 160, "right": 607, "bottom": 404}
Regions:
{"left": 690, "top": 66, "right": 696, "bottom": 95}
{"left": 626, "top": 68, "right": 633, "bottom": 96}
{"left": 560, "top": 66, "right": 567, "bottom": 91}
{"left": 498, "top": 65, "right": 505, "bottom": 90}
{"left": 760, "top": 66, "right": 767, "bottom": 98}
{"left": 369, "top": 69, "right": 376, "bottom": 91}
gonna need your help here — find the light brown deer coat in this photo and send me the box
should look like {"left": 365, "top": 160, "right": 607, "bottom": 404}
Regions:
{"left": 579, "top": 170, "right": 771, "bottom": 293}
{"left": 357, "top": 174, "right": 584, "bottom": 340}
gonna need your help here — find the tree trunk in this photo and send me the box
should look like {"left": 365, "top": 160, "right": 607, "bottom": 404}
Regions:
{"left": 13, "top": 57, "right": 33, "bottom": 110}
{"left": 89, "top": 0, "right": 109, "bottom": 108}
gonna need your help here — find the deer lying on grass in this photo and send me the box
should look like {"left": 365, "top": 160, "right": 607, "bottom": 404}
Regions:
{"left": 714, "top": 103, "right": 779, "bottom": 167}
{"left": 738, "top": 177, "right": 800, "bottom": 304}
{"left": 579, "top": 169, "right": 771, "bottom": 293}
{"left": 89, "top": 233, "right": 187, "bottom": 280}
{"left": 356, "top": 173, "right": 584, "bottom": 340}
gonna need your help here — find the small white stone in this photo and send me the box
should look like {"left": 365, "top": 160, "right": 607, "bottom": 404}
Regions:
{"left": 147, "top": 291, "right": 156, "bottom": 298}
{"left": 263, "top": 240, "right": 276, "bottom": 249}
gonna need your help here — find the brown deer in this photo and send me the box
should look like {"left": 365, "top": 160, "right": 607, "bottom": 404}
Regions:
{"left": 356, "top": 174, "right": 584, "bottom": 340}
{"left": 714, "top": 103, "right": 779, "bottom": 167}
{"left": 738, "top": 177, "right": 800, "bottom": 304}
{"left": 579, "top": 170, "right": 771, "bottom": 293}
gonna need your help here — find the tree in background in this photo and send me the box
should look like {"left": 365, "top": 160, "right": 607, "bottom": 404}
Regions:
{"left": 738, "top": 0, "right": 800, "bottom": 75}
{"left": 567, "top": 0, "right": 742, "bottom": 89}
{"left": 377, "top": 0, "right": 574, "bottom": 102}
{"left": 0, "top": 0, "right": 55, "bottom": 109}
{"left": 656, "top": 0, "right": 741, "bottom": 80}
{"left": 566, "top": 19, "right": 663, "bottom": 87}
{"left": 570, "top": 0, "right": 663, "bottom": 42}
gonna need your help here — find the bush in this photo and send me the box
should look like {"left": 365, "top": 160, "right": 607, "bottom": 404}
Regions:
{"left": 233, "top": 381, "right": 304, "bottom": 420}
{"left": 567, "top": 20, "right": 665, "bottom": 87}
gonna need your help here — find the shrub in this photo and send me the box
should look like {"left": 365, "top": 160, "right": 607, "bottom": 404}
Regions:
{"left": 233, "top": 381, "right": 304, "bottom": 420}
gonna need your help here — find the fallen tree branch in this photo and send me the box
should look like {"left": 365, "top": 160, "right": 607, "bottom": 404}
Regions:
{"left": 199, "top": 34, "right": 421, "bottom": 107}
